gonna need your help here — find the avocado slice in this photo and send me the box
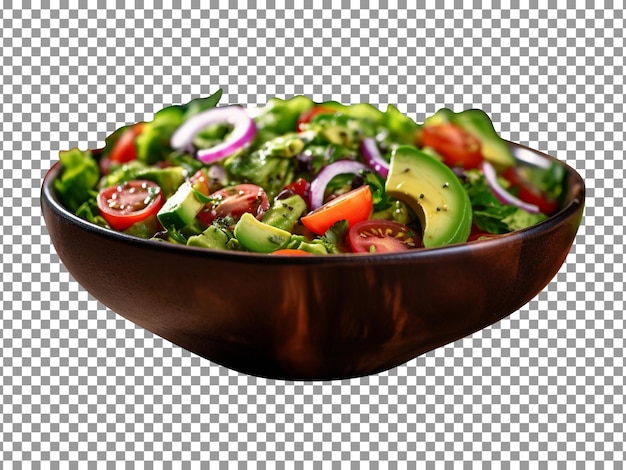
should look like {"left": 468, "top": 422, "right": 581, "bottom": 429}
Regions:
{"left": 423, "top": 108, "right": 515, "bottom": 168}
{"left": 386, "top": 146, "right": 472, "bottom": 248}
{"left": 157, "top": 180, "right": 205, "bottom": 230}
{"left": 123, "top": 215, "right": 161, "bottom": 239}
{"left": 187, "top": 225, "right": 231, "bottom": 250}
{"left": 261, "top": 194, "right": 308, "bottom": 232}
{"left": 234, "top": 212, "right": 291, "bottom": 253}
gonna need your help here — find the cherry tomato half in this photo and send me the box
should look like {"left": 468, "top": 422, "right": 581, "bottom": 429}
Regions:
{"left": 300, "top": 185, "right": 373, "bottom": 236}
{"left": 97, "top": 179, "right": 164, "bottom": 231}
{"left": 501, "top": 167, "right": 559, "bottom": 215}
{"left": 197, "top": 183, "right": 270, "bottom": 225}
{"left": 296, "top": 106, "right": 338, "bottom": 132}
{"left": 348, "top": 219, "right": 422, "bottom": 253}
{"left": 109, "top": 123, "right": 144, "bottom": 164}
{"left": 420, "top": 123, "right": 483, "bottom": 169}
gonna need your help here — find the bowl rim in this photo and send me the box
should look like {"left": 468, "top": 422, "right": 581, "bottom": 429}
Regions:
{"left": 41, "top": 141, "right": 585, "bottom": 266}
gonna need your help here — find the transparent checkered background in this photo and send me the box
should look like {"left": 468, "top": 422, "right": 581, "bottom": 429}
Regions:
{"left": 2, "top": 1, "right": 623, "bottom": 467}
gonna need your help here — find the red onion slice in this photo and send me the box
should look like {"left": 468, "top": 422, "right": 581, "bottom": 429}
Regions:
{"left": 482, "top": 161, "right": 541, "bottom": 213}
{"left": 309, "top": 160, "right": 369, "bottom": 210}
{"left": 360, "top": 137, "right": 389, "bottom": 178}
{"left": 170, "top": 106, "right": 257, "bottom": 164}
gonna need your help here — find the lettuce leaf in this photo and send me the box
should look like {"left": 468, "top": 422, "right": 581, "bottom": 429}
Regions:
{"left": 225, "top": 150, "right": 295, "bottom": 200}
{"left": 462, "top": 169, "right": 547, "bottom": 234}
{"left": 53, "top": 148, "right": 100, "bottom": 212}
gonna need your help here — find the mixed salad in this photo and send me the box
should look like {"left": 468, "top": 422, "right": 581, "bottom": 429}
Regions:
{"left": 53, "top": 89, "right": 565, "bottom": 255}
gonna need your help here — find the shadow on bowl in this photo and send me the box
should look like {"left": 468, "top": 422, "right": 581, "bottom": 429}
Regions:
{"left": 41, "top": 143, "right": 584, "bottom": 380}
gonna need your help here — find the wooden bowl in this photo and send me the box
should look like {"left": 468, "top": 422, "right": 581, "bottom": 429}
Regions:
{"left": 41, "top": 142, "right": 584, "bottom": 380}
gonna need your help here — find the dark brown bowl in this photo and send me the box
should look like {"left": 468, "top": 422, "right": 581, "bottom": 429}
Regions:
{"left": 41, "top": 143, "right": 584, "bottom": 380}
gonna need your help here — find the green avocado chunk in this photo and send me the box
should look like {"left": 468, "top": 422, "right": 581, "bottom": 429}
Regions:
{"left": 186, "top": 225, "right": 231, "bottom": 250}
{"left": 234, "top": 212, "right": 291, "bottom": 253}
{"left": 156, "top": 180, "right": 205, "bottom": 230}
{"left": 385, "top": 146, "right": 472, "bottom": 248}
{"left": 261, "top": 194, "right": 308, "bottom": 232}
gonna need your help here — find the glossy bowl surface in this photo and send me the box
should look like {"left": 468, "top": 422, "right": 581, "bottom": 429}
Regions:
{"left": 41, "top": 143, "right": 584, "bottom": 380}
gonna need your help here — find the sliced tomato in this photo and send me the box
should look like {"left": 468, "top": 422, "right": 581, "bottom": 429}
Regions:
{"left": 296, "top": 106, "right": 337, "bottom": 132}
{"left": 197, "top": 183, "right": 270, "bottom": 225}
{"left": 420, "top": 123, "right": 483, "bottom": 169}
{"left": 348, "top": 219, "right": 422, "bottom": 253}
{"left": 97, "top": 179, "right": 164, "bottom": 231}
{"left": 300, "top": 185, "right": 373, "bottom": 235}
{"left": 109, "top": 123, "right": 144, "bottom": 164}
{"left": 270, "top": 249, "right": 314, "bottom": 256}
{"left": 501, "top": 167, "right": 559, "bottom": 215}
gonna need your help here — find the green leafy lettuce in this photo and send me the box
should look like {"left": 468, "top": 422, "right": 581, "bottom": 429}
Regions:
{"left": 53, "top": 148, "right": 100, "bottom": 212}
{"left": 252, "top": 95, "right": 315, "bottom": 140}
{"left": 462, "top": 169, "right": 547, "bottom": 234}
{"left": 224, "top": 149, "right": 296, "bottom": 200}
